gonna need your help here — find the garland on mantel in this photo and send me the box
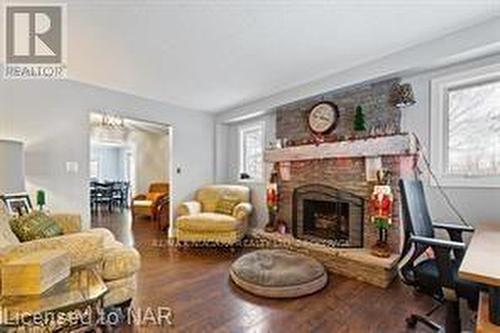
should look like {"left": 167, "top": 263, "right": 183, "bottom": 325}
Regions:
{"left": 271, "top": 130, "right": 410, "bottom": 150}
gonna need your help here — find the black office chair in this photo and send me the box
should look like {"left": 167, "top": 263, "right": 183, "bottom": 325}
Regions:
{"left": 398, "top": 179, "right": 479, "bottom": 333}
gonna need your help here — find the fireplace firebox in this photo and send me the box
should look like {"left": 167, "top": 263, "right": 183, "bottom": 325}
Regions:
{"left": 292, "top": 184, "right": 364, "bottom": 248}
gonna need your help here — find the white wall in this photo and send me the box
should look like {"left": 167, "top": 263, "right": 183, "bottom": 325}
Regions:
{"left": 129, "top": 130, "right": 169, "bottom": 195}
{"left": 402, "top": 54, "right": 500, "bottom": 224}
{"left": 0, "top": 78, "right": 215, "bottom": 228}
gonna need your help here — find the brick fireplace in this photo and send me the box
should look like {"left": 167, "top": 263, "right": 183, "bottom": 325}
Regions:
{"left": 264, "top": 78, "right": 414, "bottom": 252}
{"left": 253, "top": 78, "right": 417, "bottom": 287}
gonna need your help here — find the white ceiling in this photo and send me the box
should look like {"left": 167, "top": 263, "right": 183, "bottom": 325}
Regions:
{"left": 14, "top": 0, "right": 500, "bottom": 112}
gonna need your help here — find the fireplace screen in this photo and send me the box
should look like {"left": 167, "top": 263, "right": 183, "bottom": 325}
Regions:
{"left": 292, "top": 184, "right": 364, "bottom": 248}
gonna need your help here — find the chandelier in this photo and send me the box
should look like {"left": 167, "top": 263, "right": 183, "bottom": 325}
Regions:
{"left": 91, "top": 112, "right": 127, "bottom": 144}
{"left": 100, "top": 113, "right": 125, "bottom": 130}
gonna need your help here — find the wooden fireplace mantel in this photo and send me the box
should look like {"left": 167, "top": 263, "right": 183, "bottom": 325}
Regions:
{"left": 264, "top": 133, "right": 417, "bottom": 163}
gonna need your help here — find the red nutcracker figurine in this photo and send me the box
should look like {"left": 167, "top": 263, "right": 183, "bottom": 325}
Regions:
{"left": 370, "top": 185, "right": 394, "bottom": 257}
{"left": 265, "top": 163, "right": 279, "bottom": 232}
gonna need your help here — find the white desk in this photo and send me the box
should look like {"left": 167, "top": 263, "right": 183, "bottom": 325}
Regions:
{"left": 459, "top": 223, "right": 500, "bottom": 329}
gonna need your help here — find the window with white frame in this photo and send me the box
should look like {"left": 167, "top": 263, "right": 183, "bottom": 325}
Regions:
{"left": 431, "top": 64, "right": 500, "bottom": 187}
{"left": 239, "top": 122, "right": 264, "bottom": 181}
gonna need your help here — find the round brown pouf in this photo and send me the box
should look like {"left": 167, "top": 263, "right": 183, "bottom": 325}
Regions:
{"left": 229, "top": 249, "right": 328, "bottom": 298}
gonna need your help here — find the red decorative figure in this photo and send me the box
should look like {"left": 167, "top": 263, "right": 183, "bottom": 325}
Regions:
{"left": 370, "top": 185, "right": 394, "bottom": 257}
{"left": 265, "top": 163, "right": 279, "bottom": 232}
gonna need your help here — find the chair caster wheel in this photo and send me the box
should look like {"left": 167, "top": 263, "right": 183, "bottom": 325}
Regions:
{"left": 406, "top": 316, "right": 417, "bottom": 328}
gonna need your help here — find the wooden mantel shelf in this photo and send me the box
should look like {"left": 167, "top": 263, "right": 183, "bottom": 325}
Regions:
{"left": 264, "top": 133, "right": 417, "bottom": 163}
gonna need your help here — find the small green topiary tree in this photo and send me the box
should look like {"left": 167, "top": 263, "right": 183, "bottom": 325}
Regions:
{"left": 353, "top": 105, "right": 366, "bottom": 131}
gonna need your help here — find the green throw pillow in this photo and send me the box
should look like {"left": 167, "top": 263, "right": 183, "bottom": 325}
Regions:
{"left": 215, "top": 197, "right": 240, "bottom": 215}
{"left": 9, "top": 211, "right": 63, "bottom": 242}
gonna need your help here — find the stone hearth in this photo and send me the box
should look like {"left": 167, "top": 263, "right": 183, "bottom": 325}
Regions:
{"left": 250, "top": 230, "right": 400, "bottom": 288}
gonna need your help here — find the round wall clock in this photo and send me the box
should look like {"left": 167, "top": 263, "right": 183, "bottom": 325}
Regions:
{"left": 307, "top": 101, "right": 339, "bottom": 135}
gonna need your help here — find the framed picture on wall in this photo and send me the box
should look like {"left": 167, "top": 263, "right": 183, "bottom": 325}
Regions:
{"left": 1, "top": 193, "right": 33, "bottom": 216}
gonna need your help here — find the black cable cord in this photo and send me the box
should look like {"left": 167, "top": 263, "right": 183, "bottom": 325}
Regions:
{"left": 411, "top": 133, "right": 471, "bottom": 227}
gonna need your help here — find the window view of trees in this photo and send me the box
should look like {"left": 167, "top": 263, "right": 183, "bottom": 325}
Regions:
{"left": 448, "top": 79, "right": 500, "bottom": 176}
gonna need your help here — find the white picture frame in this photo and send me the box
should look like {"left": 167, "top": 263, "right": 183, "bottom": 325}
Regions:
{"left": 1, "top": 193, "right": 33, "bottom": 216}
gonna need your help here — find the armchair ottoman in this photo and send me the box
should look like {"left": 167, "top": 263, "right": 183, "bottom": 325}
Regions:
{"left": 175, "top": 185, "right": 252, "bottom": 245}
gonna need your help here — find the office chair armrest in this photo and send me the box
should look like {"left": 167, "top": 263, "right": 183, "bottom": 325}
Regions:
{"left": 433, "top": 222, "right": 474, "bottom": 233}
{"left": 410, "top": 235, "right": 468, "bottom": 291}
{"left": 433, "top": 222, "right": 474, "bottom": 248}
{"left": 410, "top": 235, "right": 466, "bottom": 250}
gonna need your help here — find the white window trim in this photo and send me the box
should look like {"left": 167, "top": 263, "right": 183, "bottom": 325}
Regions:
{"left": 430, "top": 62, "right": 500, "bottom": 188}
{"left": 238, "top": 121, "right": 265, "bottom": 183}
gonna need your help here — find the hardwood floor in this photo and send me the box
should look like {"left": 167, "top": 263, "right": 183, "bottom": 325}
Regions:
{"left": 92, "top": 210, "right": 445, "bottom": 333}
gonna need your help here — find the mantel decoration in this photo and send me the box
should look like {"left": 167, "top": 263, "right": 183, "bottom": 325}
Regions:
{"left": 391, "top": 83, "right": 416, "bottom": 108}
{"left": 353, "top": 105, "right": 366, "bottom": 131}
{"left": 307, "top": 101, "right": 339, "bottom": 145}
{"left": 265, "top": 163, "right": 279, "bottom": 232}
{"left": 370, "top": 172, "right": 394, "bottom": 258}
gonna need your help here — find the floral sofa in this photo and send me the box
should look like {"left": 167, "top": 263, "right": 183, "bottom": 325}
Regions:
{"left": 0, "top": 202, "right": 140, "bottom": 308}
{"left": 175, "top": 185, "right": 252, "bottom": 245}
